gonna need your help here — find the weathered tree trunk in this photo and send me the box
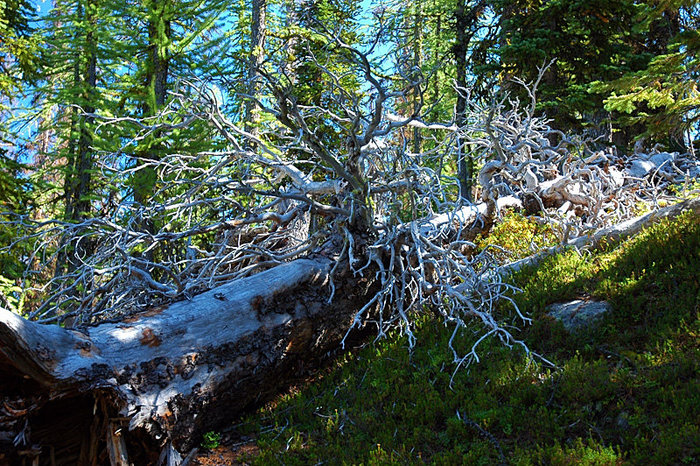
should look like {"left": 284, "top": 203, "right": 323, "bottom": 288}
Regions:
{"left": 0, "top": 195, "right": 527, "bottom": 464}
{"left": 0, "top": 196, "right": 503, "bottom": 464}
{"left": 0, "top": 257, "right": 379, "bottom": 464}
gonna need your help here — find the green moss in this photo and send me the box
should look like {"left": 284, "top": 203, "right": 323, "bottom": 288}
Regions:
{"left": 235, "top": 212, "right": 699, "bottom": 465}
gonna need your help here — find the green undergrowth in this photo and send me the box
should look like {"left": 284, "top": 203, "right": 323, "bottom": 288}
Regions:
{"left": 235, "top": 212, "right": 699, "bottom": 465}
{"left": 474, "top": 211, "right": 557, "bottom": 262}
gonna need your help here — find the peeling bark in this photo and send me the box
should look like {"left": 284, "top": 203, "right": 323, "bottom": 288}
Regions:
{"left": 1, "top": 257, "right": 380, "bottom": 464}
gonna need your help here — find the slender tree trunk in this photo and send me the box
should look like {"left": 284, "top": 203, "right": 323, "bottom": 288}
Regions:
{"left": 283, "top": 0, "right": 298, "bottom": 82}
{"left": 412, "top": 2, "right": 423, "bottom": 155}
{"left": 149, "top": 6, "right": 170, "bottom": 110}
{"left": 56, "top": 0, "right": 98, "bottom": 281}
{"left": 244, "top": 0, "right": 267, "bottom": 140}
{"left": 75, "top": 0, "right": 97, "bottom": 220}
{"left": 433, "top": 6, "right": 441, "bottom": 116}
{"left": 454, "top": 0, "right": 483, "bottom": 202}
{"left": 133, "top": 1, "right": 171, "bottom": 208}
{"left": 63, "top": 0, "right": 97, "bottom": 224}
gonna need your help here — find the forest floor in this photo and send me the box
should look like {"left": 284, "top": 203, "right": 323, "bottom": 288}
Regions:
{"left": 193, "top": 211, "right": 699, "bottom": 465}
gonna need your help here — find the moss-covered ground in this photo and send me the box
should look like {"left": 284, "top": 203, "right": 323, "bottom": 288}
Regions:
{"left": 212, "top": 212, "right": 699, "bottom": 465}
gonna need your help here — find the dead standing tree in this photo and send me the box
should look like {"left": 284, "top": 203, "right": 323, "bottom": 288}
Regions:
{"left": 1, "top": 33, "right": 697, "bottom": 464}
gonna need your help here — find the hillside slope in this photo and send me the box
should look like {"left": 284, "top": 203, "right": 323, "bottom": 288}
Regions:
{"left": 197, "top": 212, "right": 699, "bottom": 465}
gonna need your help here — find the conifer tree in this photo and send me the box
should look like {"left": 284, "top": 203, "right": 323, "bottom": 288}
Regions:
{"left": 491, "top": 0, "right": 694, "bottom": 150}
{"left": 0, "top": 0, "right": 39, "bottom": 97}
{"left": 387, "top": 0, "right": 497, "bottom": 200}
{"left": 454, "top": 0, "right": 490, "bottom": 200}
{"left": 285, "top": 0, "right": 362, "bottom": 152}
{"left": 112, "top": 0, "right": 230, "bottom": 209}
{"left": 598, "top": 1, "right": 699, "bottom": 151}
{"left": 33, "top": 0, "right": 115, "bottom": 225}
{"left": 245, "top": 0, "right": 267, "bottom": 138}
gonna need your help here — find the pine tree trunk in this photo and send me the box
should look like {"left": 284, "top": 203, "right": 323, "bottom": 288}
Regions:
{"left": 454, "top": 0, "right": 484, "bottom": 202}
{"left": 55, "top": 0, "right": 98, "bottom": 282}
{"left": 133, "top": 1, "right": 171, "bottom": 209}
{"left": 244, "top": 0, "right": 267, "bottom": 138}
{"left": 75, "top": 0, "right": 97, "bottom": 221}
{"left": 412, "top": 2, "right": 423, "bottom": 155}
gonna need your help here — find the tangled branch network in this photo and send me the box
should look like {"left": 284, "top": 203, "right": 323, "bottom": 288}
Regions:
{"left": 4, "top": 39, "right": 695, "bottom": 367}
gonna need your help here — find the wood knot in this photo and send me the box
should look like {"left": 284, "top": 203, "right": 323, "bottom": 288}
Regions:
{"left": 251, "top": 295, "right": 264, "bottom": 312}
{"left": 35, "top": 343, "right": 55, "bottom": 361}
{"left": 139, "top": 328, "right": 162, "bottom": 347}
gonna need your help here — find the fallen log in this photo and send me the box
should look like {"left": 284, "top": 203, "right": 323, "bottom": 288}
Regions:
{"left": 499, "top": 196, "right": 700, "bottom": 276}
{"left": 0, "top": 257, "right": 380, "bottom": 464}
{"left": 5, "top": 196, "right": 696, "bottom": 465}
{"left": 1, "top": 190, "right": 520, "bottom": 465}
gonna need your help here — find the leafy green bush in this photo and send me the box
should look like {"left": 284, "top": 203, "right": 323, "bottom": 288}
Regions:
{"left": 475, "top": 211, "right": 557, "bottom": 262}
